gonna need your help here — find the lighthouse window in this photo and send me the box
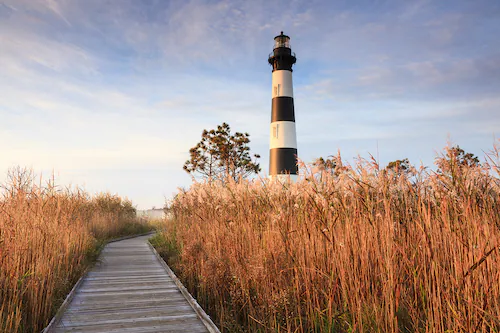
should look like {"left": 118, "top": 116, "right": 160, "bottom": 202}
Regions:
{"left": 274, "top": 84, "right": 281, "bottom": 97}
{"left": 273, "top": 124, "right": 279, "bottom": 138}
{"left": 274, "top": 37, "right": 290, "bottom": 49}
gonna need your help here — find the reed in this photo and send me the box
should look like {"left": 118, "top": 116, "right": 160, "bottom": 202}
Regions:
{"left": 154, "top": 145, "right": 500, "bottom": 332}
{"left": 0, "top": 168, "right": 152, "bottom": 332}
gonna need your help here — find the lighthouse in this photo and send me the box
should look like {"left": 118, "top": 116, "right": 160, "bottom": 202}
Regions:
{"left": 268, "top": 31, "right": 298, "bottom": 182}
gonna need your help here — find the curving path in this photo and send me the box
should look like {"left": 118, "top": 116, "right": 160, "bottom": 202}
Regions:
{"left": 44, "top": 234, "right": 218, "bottom": 333}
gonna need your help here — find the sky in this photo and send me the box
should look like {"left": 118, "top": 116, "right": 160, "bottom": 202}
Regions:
{"left": 1, "top": 0, "right": 499, "bottom": 209}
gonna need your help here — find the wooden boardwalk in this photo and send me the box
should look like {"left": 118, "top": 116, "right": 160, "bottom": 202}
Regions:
{"left": 44, "top": 234, "right": 219, "bottom": 333}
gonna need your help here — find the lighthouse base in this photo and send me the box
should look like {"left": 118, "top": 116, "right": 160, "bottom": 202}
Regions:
{"left": 269, "top": 174, "right": 298, "bottom": 183}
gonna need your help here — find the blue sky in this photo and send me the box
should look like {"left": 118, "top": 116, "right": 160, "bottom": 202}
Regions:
{"left": 1, "top": 0, "right": 499, "bottom": 209}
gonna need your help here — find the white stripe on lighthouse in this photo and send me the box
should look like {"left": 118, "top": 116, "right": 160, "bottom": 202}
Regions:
{"left": 269, "top": 121, "right": 297, "bottom": 149}
{"left": 272, "top": 70, "right": 294, "bottom": 98}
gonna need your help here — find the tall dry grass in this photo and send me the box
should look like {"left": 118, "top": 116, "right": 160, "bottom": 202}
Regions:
{"left": 155, "top": 145, "right": 500, "bottom": 332}
{"left": 0, "top": 168, "right": 152, "bottom": 332}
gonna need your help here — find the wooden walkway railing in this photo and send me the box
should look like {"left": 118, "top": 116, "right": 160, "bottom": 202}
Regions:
{"left": 44, "top": 234, "right": 219, "bottom": 333}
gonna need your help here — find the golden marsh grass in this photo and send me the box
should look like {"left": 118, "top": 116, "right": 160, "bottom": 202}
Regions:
{"left": 0, "top": 168, "right": 152, "bottom": 332}
{"left": 154, "top": 146, "right": 500, "bottom": 332}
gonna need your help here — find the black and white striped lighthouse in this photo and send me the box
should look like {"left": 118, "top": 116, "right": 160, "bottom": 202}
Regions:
{"left": 268, "top": 31, "right": 298, "bottom": 181}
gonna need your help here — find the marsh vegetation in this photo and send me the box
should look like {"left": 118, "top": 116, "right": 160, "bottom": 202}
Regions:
{"left": 153, "top": 145, "right": 500, "bottom": 332}
{"left": 0, "top": 168, "right": 153, "bottom": 332}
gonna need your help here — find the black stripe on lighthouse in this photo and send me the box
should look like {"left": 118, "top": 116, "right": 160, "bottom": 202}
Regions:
{"left": 268, "top": 32, "right": 298, "bottom": 180}
{"left": 271, "top": 97, "right": 295, "bottom": 122}
{"left": 269, "top": 148, "right": 297, "bottom": 175}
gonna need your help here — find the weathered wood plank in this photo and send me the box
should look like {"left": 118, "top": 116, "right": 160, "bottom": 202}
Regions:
{"left": 44, "top": 234, "right": 219, "bottom": 333}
